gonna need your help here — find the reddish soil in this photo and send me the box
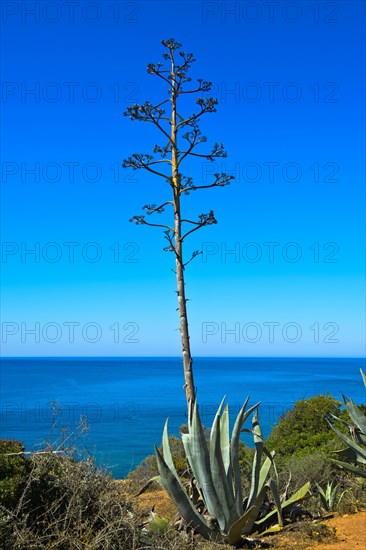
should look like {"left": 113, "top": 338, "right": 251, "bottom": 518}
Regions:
{"left": 304, "top": 511, "right": 366, "bottom": 549}
{"left": 119, "top": 482, "right": 366, "bottom": 549}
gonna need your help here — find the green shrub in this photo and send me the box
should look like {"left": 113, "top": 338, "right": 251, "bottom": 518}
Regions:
{"left": 0, "top": 439, "right": 28, "bottom": 510}
{"left": 336, "top": 477, "right": 366, "bottom": 514}
{"left": 266, "top": 394, "right": 346, "bottom": 457}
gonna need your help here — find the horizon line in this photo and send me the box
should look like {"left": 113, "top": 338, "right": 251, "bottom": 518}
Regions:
{"left": 1, "top": 355, "right": 365, "bottom": 360}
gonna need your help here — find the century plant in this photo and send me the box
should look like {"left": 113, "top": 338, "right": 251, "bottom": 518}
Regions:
{"left": 155, "top": 397, "right": 310, "bottom": 545}
{"left": 314, "top": 481, "right": 342, "bottom": 512}
{"left": 123, "top": 38, "right": 233, "bottom": 406}
{"left": 327, "top": 368, "right": 366, "bottom": 478}
{"left": 122, "top": 39, "right": 311, "bottom": 544}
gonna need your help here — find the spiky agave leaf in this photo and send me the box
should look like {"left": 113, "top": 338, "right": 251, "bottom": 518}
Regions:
{"left": 328, "top": 422, "right": 366, "bottom": 464}
{"left": 162, "top": 419, "right": 180, "bottom": 478}
{"left": 360, "top": 368, "right": 366, "bottom": 388}
{"left": 242, "top": 484, "right": 269, "bottom": 535}
{"left": 231, "top": 397, "right": 261, "bottom": 516}
{"left": 315, "top": 481, "right": 340, "bottom": 511}
{"left": 254, "top": 482, "right": 311, "bottom": 531}
{"left": 257, "top": 451, "right": 276, "bottom": 497}
{"left": 247, "top": 411, "right": 264, "bottom": 510}
{"left": 182, "top": 402, "right": 225, "bottom": 530}
{"left": 330, "top": 459, "right": 366, "bottom": 479}
{"left": 267, "top": 478, "right": 284, "bottom": 527}
{"left": 210, "top": 409, "right": 237, "bottom": 530}
{"left": 328, "top": 369, "right": 366, "bottom": 478}
{"left": 227, "top": 505, "right": 259, "bottom": 545}
{"left": 220, "top": 404, "right": 231, "bottom": 479}
{"left": 154, "top": 445, "right": 219, "bottom": 540}
{"left": 342, "top": 395, "right": 366, "bottom": 445}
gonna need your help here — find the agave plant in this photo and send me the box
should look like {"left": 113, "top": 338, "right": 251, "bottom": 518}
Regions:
{"left": 154, "top": 397, "right": 310, "bottom": 545}
{"left": 327, "top": 368, "right": 366, "bottom": 479}
{"left": 315, "top": 481, "right": 341, "bottom": 512}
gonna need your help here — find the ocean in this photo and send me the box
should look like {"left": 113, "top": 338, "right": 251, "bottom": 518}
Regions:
{"left": 1, "top": 357, "right": 365, "bottom": 478}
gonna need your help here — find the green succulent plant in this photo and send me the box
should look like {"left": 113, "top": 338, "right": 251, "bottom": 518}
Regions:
{"left": 328, "top": 368, "right": 366, "bottom": 479}
{"left": 154, "top": 397, "right": 310, "bottom": 545}
{"left": 314, "top": 481, "right": 342, "bottom": 512}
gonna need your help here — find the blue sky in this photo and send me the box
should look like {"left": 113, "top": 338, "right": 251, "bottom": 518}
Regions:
{"left": 1, "top": 0, "right": 365, "bottom": 357}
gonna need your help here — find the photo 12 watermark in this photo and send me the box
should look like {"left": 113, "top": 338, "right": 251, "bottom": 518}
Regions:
{"left": 201, "top": 2, "right": 340, "bottom": 24}
{"left": 1, "top": 81, "right": 139, "bottom": 104}
{"left": 201, "top": 321, "right": 340, "bottom": 344}
{"left": 1, "top": 241, "right": 140, "bottom": 264}
{"left": 201, "top": 161, "right": 340, "bottom": 185}
{"left": 203, "top": 81, "right": 339, "bottom": 104}
{"left": 1, "top": 161, "right": 138, "bottom": 184}
{"left": 200, "top": 241, "right": 340, "bottom": 264}
{"left": 1, "top": 321, "right": 140, "bottom": 344}
{"left": 1, "top": 1, "right": 140, "bottom": 24}
{"left": 0, "top": 400, "right": 140, "bottom": 425}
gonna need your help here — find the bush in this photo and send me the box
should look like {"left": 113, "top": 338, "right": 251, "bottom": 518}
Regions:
{"left": 0, "top": 439, "right": 29, "bottom": 510}
{"left": 0, "top": 448, "right": 144, "bottom": 550}
{"left": 336, "top": 477, "right": 366, "bottom": 514}
{"left": 266, "top": 394, "right": 346, "bottom": 457}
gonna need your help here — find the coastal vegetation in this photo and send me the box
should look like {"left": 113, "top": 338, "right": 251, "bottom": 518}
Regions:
{"left": 1, "top": 380, "right": 365, "bottom": 548}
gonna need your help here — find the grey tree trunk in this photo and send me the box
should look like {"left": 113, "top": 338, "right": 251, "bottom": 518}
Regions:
{"left": 171, "top": 79, "right": 196, "bottom": 406}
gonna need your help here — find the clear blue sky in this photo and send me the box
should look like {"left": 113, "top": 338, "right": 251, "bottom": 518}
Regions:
{"left": 1, "top": 0, "right": 365, "bottom": 357}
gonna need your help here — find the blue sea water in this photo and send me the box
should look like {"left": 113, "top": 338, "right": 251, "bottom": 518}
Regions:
{"left": 1, "top": 357, "right": 365, "bottom": 478}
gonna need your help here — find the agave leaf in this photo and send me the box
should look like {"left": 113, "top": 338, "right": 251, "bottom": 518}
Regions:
{"left": 315, "top": 481, "right": 329, "bottom": 510}
{"left": 328, "top": 422, "right": 366, "bottom": 463}
{"left": 315, "top": 481, "right": 339, "bottom": 512}
{"left": 361, "top": 368, "right": 366, "bottom": 388}
{"left": 162, "top": 419, "right": 179, "bottom": 479}
{"left": 331, "top": 459, "right": 366, "bottom": 479}
{"left": 267, "top": 478, "right": 283, "bottom": 527}
{"left": 257, "top": 451, "right": 275, "bottom": 496}
{"left": 187, "top": 403, "right": 226, "bottom": 530}
{"left": 325, "top": 482, "right": 331, "bottom": 501}
{"left": 182, "top": 433, "right": 195, "bottom": 478}
{"left": 247, "top": 411, "right": 264, "bottom": 509}
{"left": 342, "top": 395, "right": 366, "bottom": 440}
{"left": 231, "top": 397, "right": 260, "bottom": 516}
{"left": 134, "top": 475, "right": 161, "bottom": 497}
{"left": 210, "top": 396, "right": 227, "bottom": 445}
{"left": 315, "top": 481, "right": 326, "bottom": 500}
{"left": 215, "top": 396, "right": 227, "bottom": 423}
{"left": 330, "top": 414, "right": 352, "bottom": 429}
{"left": 231, "top": 396, "right": 249, "bottom": 516}
{"left": 329, "top": 483, "right": 340, "bottom": 509}
{"left": 227, "top": 505, "right": 259, "bottom": 545}
{"left": 280, "top": 481, "right": 311, "bottom": 510}
{"left": 210, "top": 411, "right": 236, "bottom": 529}
{"left": 259, "top": 524, "right": 283, "bottom": 536}
{"left": 242, "top": 484, "right": 268, "bottom": 534}
{"left": 255, "top": 482, "right": 310, "bottom": 528}
{"left": 333, "top": 446, "right": 358, "bottom": 462}
{"left": 252, "top": 409, "right": 264, "bottom": 445}
{"left": 154, "top": 445, "right": 216, "bottom": 540}
{"left": 220, "top": 404, "right": 231, "bottom": 478}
